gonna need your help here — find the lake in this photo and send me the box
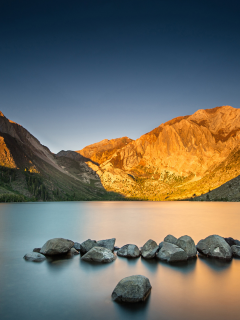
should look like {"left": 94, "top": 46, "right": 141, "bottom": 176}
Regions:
{"left": 0, "top": 201, "right": 240, "bottom": 320}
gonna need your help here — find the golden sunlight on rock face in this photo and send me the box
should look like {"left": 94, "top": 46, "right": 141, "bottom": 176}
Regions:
{"left": 0, "top": 137, "right": 16, "bottom": 169}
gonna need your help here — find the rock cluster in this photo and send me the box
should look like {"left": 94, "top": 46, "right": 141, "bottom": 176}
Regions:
{"left": 23, "top": 234, "right": 240, "bottom": 305}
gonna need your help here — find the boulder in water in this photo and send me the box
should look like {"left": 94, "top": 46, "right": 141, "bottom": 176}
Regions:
{"left": 224, "top": 237, "right": 240, "bottom": 247}
{"left": 112, "top": 275, "right": 152, "bottom": 302}
{"left": 176, "top": 235, "right": 197, "bottom": 258}
{"left": 40, "top": 238, "right": 74, "bottom": 255}
{"left": 197, "top": 235, "right": 232, "bottom": 260}
{"left": 81, "top": 247, "right": 116, "bottom": 263}
{"left": 80, "top": 239, "right": 97, "bottom": 254}
{"left": 141, "top": 240, "right": 159, "bottom": 259}
{"left": 73, "top": 242, "right": 81, "bottom": 251}
{"left": 117, "top": 244, "right": 140, "bottom": 258}
{"left": 231, "top": 245, "right": 240, "bottom": 257}
{"left": 24, "top": 252, "right": 46, "bottom": 262}
{"left": 157, "top": 242, "right": 188, "bottom": 262}
{"left": 164, "top": 234, "right": 178, "bottom": 245}
{"left": 96, "top": 238, "right": 116, "bottom": 252}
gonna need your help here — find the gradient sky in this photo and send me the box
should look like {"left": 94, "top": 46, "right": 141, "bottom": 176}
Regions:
{"left": 1, "top": 0, "right": 240, "bottom": 153}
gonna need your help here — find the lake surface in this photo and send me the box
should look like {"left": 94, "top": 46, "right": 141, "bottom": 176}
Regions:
{"left": 0, "top": 201, "right": 240, "bottom": 320}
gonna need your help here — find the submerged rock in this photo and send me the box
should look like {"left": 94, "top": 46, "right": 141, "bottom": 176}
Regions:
{"left": 80, "top": 239, "right": 97, "bottom": 254}
{"left": 141, "top": 240, "right": 159, "bottom": 259}
{"left": 112, "top": 275, "right": 152, "bottom": 303}
{"left": 81, "top": 247, "right": 116, "bottom": 263}
{"left": 40, "top": 238, "right": 74, "bottom": 256}
{"left": 24, "top": 252, "right": 46, "bottom": 262}
{"left": 231, "top": 245, "right": 240, "bottom": 257}
{"left": 96, "top": 238, "right": 116, "bottom": 252}
{"left": 157, "top": 242, "right": 188, "bottom": 262}
{"left": 164, "top": 234, "right": 178, "bottom": 245}
{"left": 197, "top": 235, "right": 232, "bottom": 260}
{"left": 176, "top": 235, "right": 197, "bottom": 258}
{"left": 117, "top": 244, "right": 140, "bottom": 258}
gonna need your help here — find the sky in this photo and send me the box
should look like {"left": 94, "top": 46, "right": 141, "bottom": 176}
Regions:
{"left": 0, "top": 0, "right": 240, "bottom": 153}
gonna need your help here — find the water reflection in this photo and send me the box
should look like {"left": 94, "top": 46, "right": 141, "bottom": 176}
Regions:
{"left": 113, "top": 294, "right": 151, "bottom": 320}
{"left": 198, "top": 254, "right": 232, "bottom": 271}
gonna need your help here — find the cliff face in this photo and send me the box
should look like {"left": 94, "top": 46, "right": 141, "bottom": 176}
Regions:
{"left": 85, "top": 106, "right": 240, "bottom": 200}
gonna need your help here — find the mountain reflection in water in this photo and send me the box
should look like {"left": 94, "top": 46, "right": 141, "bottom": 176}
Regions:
{"left": 0, "top": 201, "right": 240, "bottom": 320}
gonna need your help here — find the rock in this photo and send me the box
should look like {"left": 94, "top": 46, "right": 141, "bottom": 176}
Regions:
{"left": 81, "top": 247, "right": 116, "bottom": 263}
{"left": 117, "top": 244, "right": 140, "bottom": 258}
{"left": 114, "top": 246, "right": 120, "bottom": 251}
{"left": 176, "top": 235, "right": 197, "bottom": 258}
{"left": 40, "top": 238, "right": 74, "bottom": 256}
{"left": 224, "top": 237, "right": 240, "bottom": 246}
{"left": 159, "top": 242, "right": 164, "bottom": 250}
{"left": 141, "top": 239, "right": 159, "bottom": 259}
{"left": 231, "top": 245, "right": 240, "bottom": 257}
{"left": 33, "top": 248, "right": 41, "bottom": 253}
{"left": 112, "top": 275, "right": 152, "bottom": 303}
{"left": 197, "top": 235, "right": 232, "bottom": 260}
{"left": 73, "top": 242, "right": 81, "bottom": 251}
{"left": 96, "top": 238, "right": 116, "bottom": 252}
{"left": 70, "top": 247, "right": 80, "bottom": 255}
{"left": 80, "top": 239, "right": 97, "bottom": 254}
{"left": 164, "top": 234, "right": 178, "bottom": 245}
{"left": 157, "top": 242, "right": 188, "bottom": 262}
{"left": 24, "top": 252, "right": 46, "bottom": 262}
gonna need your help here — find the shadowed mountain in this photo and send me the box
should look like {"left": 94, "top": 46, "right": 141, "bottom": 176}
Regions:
{"left": 0, "top": 112, "right": 123, "bottom": 202}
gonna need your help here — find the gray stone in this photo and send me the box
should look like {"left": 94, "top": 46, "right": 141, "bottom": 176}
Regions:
{"left": 159, "top": 242, "right": 164, "bottom": 250}
{"left": 157, "top": 242, "right": 188, "bottom": 262}
{"left": 197, "top": 235, "right": 232, "bottom": 260}
{"left": 176, "top": 235, "right": 197, "bottom": 258}
{"left": 80, "top": 239, "right": 97, "bottom": 254}
{"left": 141, "top": 239, "right": 159, "bottom": 259}
{"left": 24, "top": 252, "right": 46, "bottom": 262}
{"left": 96, "top": 238, "right": 116, "bottom": 252}
{"left": 112, "top": 275, "right": 152, "bottom": 303}
{"left": 40, "top": 238, "right": 74, "bottom": 256}
{"left": 117, "top": 244, "right": 140, "bottom": 258}
{"left": 164, "top": 234, "right": 178, "bottom": 245}
{"left": 231, "top": 245, "right": 240, "bottom": 257}
{"left": 224, "top": 237, "right": 240, "bottom": 247}
{"left": 33, "top": 248, "right": 41, "bottom": 253}
{"left": 73, "top": 242, "right": 81, "bottom": 251}
{"left": 114, "top": 246, "right": 120, "bottom": 251}
{"left": 70, "top": 247, "right": 80, "bottom": 255}
{"left": 81, "top": 247, "right": 116, "bottom": 263}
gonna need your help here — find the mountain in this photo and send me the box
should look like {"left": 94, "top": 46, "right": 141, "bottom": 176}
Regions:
{"left": 76, "top": 137, "right": 133, "bottom": 164}
{"left": 0, "top": 112, "right": 123, "bottom": 202}
{"left": 84, "top": 106, "right": 240, "bottom": 201}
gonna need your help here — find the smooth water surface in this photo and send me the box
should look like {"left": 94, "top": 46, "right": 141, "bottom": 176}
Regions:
{"left": 0, "top": 201, "right": 240, "bottom": 320}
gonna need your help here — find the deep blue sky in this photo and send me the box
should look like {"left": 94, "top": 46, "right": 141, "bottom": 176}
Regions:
{"left": 1, "top": 0, "right": 240, "bottom": 153}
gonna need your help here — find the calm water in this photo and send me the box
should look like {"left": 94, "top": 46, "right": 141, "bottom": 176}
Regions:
{"left": 0, "top": 201, "right": 240, "bottom": 320}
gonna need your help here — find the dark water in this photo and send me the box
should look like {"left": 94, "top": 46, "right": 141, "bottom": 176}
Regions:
{"left": 1, "top": 201, "right": 240, "bottom": 320}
